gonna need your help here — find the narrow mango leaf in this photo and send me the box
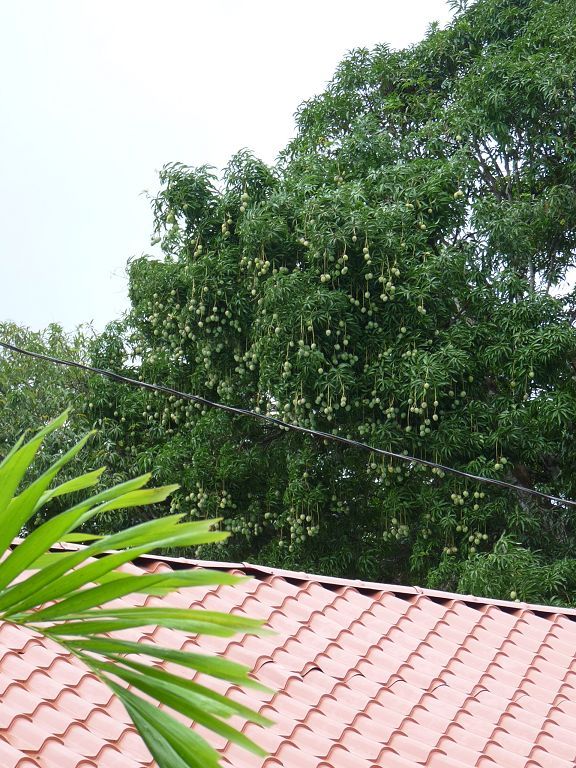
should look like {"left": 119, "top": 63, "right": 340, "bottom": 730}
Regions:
{"left": 95, "top": 661, "right": 266, "bottom": 757}
{"left": 66, "top": 637, "right": 268, "bottom": 689}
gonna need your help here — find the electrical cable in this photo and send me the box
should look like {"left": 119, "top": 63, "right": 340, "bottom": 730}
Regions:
{"left": 1, "top": 339, "right": 575, "bottom": 509}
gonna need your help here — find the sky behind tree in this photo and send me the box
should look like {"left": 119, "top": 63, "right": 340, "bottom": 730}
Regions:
{"left": 1, "top": 1, "right": 452, "bottom": 332}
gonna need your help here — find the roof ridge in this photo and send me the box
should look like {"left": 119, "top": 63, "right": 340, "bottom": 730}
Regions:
{"left": 41, "top": 539, "right": 576, "bottom": 618}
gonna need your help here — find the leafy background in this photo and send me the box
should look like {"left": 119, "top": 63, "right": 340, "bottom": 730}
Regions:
{"left": 2, "top": 0, "right": 576, "bottom": 606}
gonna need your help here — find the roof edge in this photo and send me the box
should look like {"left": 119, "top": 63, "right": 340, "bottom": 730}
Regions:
{"left": 31, "top": 539, "right": 576, "bottom": 620}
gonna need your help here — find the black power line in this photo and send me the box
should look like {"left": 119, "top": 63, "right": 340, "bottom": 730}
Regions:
{"left": 1, "top": 339, "right": 575, "bottom": 509}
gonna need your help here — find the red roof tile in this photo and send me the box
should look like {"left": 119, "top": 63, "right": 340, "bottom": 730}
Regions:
{"left": 2, "top": 551, "right": 576, "bottom": 767}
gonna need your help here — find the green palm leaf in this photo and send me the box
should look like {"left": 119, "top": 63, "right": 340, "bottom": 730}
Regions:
{"left": 0, "top": 413, "right": 271, "bottom": 766}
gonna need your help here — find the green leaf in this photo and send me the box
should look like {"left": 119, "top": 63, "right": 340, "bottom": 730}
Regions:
{"left": 60, "top": 533, "right": 104, "bottom": 543}
{"left": 2, "top": 428, "right": 94, "bottom": 550}
{"left": 74, "top": 607, "right": 265, "bottom": 631}
{"left": 5, "top": 558, "right": 241, "bottom": 619}
{"left": 0, "top": 477, "right": 173, "bottom": 591}
{"left": 67, "top": 637, "right": 267, "bottom": 689}
{"left": 40, "top": 605, "right": 265, "bottom": 638}
{"left": 0, "top": 432, "right": 25, "bottom": 464}
{"left": 92, "top": 515, "right": 223, "bottom": 552}
{"left": 101, "top": 485, "right": 181, "bottom": 513}
{"left": 46, "top": 616, "right": 247, "bottom": 637}
{"left": 0, "top": 413, "right": 68, "bottom": 556}
{"left": 30, "top": 568, "right": 236, "bottom": 621}
{"left": 95, "top": 661, "right": 267, "bottom": 757}
{"left": 36, "top": 467, "right": 106, "bottom": 510}
{"left": 0, "top": 536, "right": 236, "bottom": 616}
{"left": 124, "top": 711, "right": 196, "bottom": 768}
{"left": 103, "top": 656, "right": 272, "bottom": 726}
{"left": 0, "top": 515, "right": 220, "bottom": 613}
{"left": 110, "top": 683, "right": 219, "bottom": 768}
{"left": 20, "top": 552, "right": 70, "bottom": 569}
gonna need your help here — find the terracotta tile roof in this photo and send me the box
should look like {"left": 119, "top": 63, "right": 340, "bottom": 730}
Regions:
{"left": 1, "top": 550, "right": 576, "bottom": 767}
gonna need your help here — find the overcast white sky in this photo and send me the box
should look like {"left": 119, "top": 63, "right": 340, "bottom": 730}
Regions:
{"left": 1, "top": 1, "right": 452, "bottom": 333}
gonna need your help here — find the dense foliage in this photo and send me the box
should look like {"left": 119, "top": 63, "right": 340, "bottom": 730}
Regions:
{"left": 5, "top": 0, "right": 576, "bottom": 603}
{"left": 0, "top": 323, "right": 99, "bottom": 523}
{"left": 0, "top": 323, "right": 90, "bottom": 454}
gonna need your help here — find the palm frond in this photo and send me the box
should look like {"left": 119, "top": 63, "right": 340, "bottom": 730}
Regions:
{"left": 0, "top": 413, "right": 271, "bottom": 766}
